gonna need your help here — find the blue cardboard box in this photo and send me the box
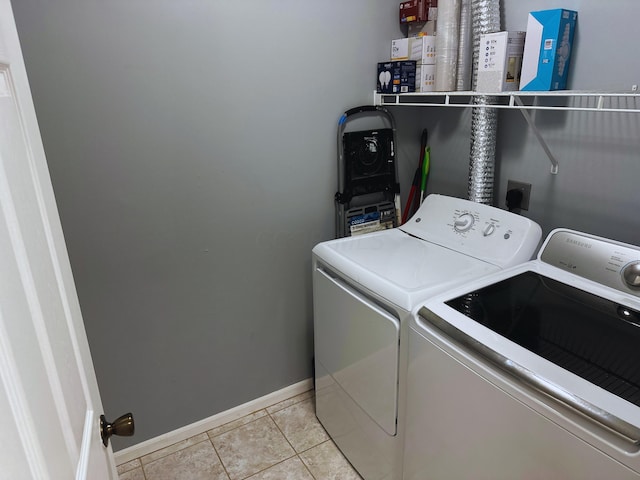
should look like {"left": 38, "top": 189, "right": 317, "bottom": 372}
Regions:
{"left": 520, "top": 9, "right": 577, "bottom": 91}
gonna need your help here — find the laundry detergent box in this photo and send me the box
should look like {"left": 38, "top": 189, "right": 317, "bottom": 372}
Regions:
{"left": 477, "top": 31, "right": 525, "bottom": 92}
{"left": 520, "top": 9, "right": 577, "bottom": 91}
{"left": 377, "top": 61, "right": 417, "bottom": 93}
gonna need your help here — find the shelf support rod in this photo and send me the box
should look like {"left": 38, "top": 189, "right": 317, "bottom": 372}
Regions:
{"left": 514, "top": 96, "right": 559, "bottom": 174}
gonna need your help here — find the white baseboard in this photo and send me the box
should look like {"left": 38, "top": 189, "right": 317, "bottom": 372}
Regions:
{"left": 114, "top": 378, "right": 313, "bottom": 465}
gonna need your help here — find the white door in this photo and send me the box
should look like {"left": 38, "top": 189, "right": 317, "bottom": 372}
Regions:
{"left": 0, "top": 1, "right": 119, "bottom": 478}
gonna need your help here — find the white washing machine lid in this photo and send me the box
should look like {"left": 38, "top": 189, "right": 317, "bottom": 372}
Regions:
{"left": 313, "top": 229, "right": 499, "bottom": 311}
{"left": 313, "top": 194, "right": 543, "bottom": 311}
{"left": 414, "top": 229, "right": 640, "bottom": 445}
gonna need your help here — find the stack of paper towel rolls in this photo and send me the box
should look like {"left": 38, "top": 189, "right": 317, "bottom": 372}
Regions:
{"left": 434, "top": 0, "right": 461, "bottom": 91}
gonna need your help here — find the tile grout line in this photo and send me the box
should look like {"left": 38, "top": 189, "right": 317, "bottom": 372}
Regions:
{"left": 208, "top": 417, "right": 276, "bottom": 480}
{"left": 207, "top": 436, "right": 232, "bottom": 480}
{"left": 236, "top": 455, "right": 303, "bottom": 480}
{"left": 299, "top": 452, "right": 319, "bottom": 480}
{"left": 211, "top": 391, "right": 311, "bottom": 480}
{"left": 116, "top": 458, "right": 147, "bottom": 479}
{"left": 265, "top": 409, "right": 315, "bottom": 480}
{"left": 205, "top": 409, "right": 269, "bottom": 443}
{"left": 139, "top": 438, "right": 212, "bottom": 472}
{"left": 137, "top": 435, "right": 209, "bottom": 469}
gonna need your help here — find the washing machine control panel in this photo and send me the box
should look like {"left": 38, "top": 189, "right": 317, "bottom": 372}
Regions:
{"left": 541, "top": 229, "right": 640, "bottom": 297}
{"left": 623, "top": 262, "right": 640, "bottom": 289}
{"left": 400, "top": 194, "right": 542, "bottom": 268}
{"left": 452, "top": 212, "right": 506, "bottom": 239}
{"left": 453, "top": 212, "right": 475, "bottom": 232}
{"left": 482, "top": 222, "right": 496, "bottom": 237}
{"left": 451, "top": 209, "right": 506, "bottom": 240}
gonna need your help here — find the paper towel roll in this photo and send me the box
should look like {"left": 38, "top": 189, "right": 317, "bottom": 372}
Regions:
{"left": 435, "top": 0, "right": 461, "bottom": 91}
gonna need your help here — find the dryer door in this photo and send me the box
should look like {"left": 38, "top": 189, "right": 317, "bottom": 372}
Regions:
{"left": 313, "top": 267, "right": 400, "bottom": 436}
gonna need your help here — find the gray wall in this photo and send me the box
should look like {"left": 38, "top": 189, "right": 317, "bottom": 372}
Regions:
{"left": 11, "top": 0, "right": 402, "bottom": 449}
{"left": 393, "top": 0, "right": 640, "bottom": 246}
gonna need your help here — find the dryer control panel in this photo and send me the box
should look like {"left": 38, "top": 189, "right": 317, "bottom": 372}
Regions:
{"left": 400, "top": 194, "right": 542, "bottom": 268}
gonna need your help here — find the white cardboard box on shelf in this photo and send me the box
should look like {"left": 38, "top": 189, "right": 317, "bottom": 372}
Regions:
{"left": 391, "top": 38, "right": 410, "bottom": 60}
{"left": 410, "top": 36, "right": 436, "bottom": 65}
{"left": 477, "top": 31, "right": 525, "bottom": 92}
{"left": 416, "top": 64, "right": 436, "bottom": 92}
{"left": 408, "top": 20, "right": 436, "bottom": 37}
{"left": 392, "top": 37, "right": 435, "bottom": 63}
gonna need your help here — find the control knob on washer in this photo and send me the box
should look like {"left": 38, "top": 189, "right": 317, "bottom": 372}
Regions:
{"left": 482, "top": 223, "right": 496, "bottom": 237}
{"left": 454, "top": 213, "right": 475, "bottom": 232}
{"left": 622, "top": 261, "right": 640, "bottom": 289}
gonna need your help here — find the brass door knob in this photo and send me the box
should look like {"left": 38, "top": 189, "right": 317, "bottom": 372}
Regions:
{"left": 100, "top": 412, "right": 135, "bottom": 447}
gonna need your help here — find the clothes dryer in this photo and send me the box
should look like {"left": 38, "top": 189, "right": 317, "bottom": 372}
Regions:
{"left": 312, "top": 194, "right": 542, "bottom": 480}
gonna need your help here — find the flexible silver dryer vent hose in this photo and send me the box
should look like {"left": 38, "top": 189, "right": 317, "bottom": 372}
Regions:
{"left": 468, "top": 0, "right": 501, "bottom": 204}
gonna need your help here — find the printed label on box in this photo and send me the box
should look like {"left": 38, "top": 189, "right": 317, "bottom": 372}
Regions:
{"left": 410, "top": 36, "right": 436, "bottom": 64}
{"left": 417, "top": 64, "right": 436, "bottom": 92}
{"left": 377, "top": 61, "right": 417, "bottom": 94}
{"left": 477, "top": 31, "right": 525, "bottom": 92}
{"left": 392, "top": 38, "right": 410, "bottom": 60}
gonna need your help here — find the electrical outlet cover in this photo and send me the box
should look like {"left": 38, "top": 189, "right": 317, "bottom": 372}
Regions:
{"left": 507, "top": 180, "right": 532, "bottom": 210}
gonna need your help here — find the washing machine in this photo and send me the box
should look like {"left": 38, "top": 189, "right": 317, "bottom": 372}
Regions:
{"left": 312, "top": 194, "right": 542, "bottom": 480}
{"left": 404, "top": 229, "right": 640, "bottom": 479}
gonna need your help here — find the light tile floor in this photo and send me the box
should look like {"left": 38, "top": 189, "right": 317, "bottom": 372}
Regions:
{"left": 117, "top": 390, "right": 363, "bottom": 480}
